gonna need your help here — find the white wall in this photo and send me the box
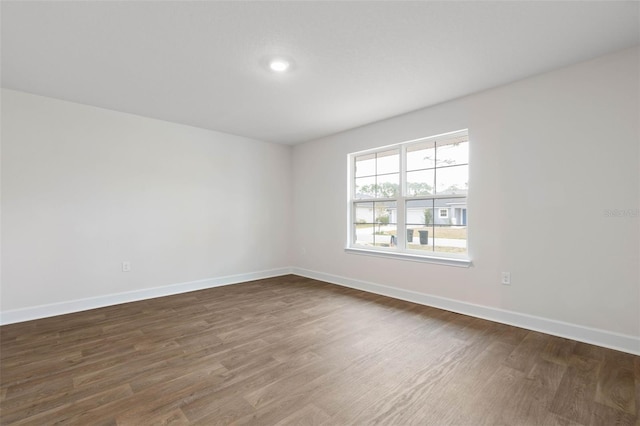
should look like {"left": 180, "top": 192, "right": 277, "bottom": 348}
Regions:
{"left": 292, "top": 47, "right": 640, "bottom": 339}
{"left": 2, "top": 48, "right": 638, "bottom": 353}
{"left": 1, "top": 89, "right": 292, "bottom": 312}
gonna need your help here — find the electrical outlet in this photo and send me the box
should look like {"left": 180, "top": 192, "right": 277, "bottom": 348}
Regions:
{"left": 501, "top": 272, "right": 511, "bottom": 285}
{"left": 122, "top": 261, "right": 131, "bottom": 272}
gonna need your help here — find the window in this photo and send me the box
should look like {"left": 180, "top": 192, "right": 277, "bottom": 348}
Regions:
{"left": 348, "top": 130, "right": 469, "bottom": 265}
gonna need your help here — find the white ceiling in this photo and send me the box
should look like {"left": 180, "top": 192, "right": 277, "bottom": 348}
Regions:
{"left": 2, "top": 1, "right": 639, "bottom": 145}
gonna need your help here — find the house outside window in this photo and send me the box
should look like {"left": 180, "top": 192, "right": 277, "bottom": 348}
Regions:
{"left": 347, "top": 130, "right": 469, "bottom": 266}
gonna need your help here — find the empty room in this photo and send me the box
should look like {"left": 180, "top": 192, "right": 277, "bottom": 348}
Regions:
{"left": 1, "top": 1, "right": 639, "bottom": 425}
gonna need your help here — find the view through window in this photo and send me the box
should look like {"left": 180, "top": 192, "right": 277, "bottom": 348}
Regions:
{"left": 349, "top": 130, "right": 469, "bottom": 259}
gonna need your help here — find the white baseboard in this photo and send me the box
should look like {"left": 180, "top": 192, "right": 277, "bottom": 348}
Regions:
{"left": 291, "top": 267, "right": 640, "bottom": 356}
{"left": 0, "top": 267, "right": 293, "bottom": 325}
{"left": 3, "top": 266, "right": 638, "bottom": 356}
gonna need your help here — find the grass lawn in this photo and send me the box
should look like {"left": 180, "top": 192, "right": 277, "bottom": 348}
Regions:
{"left": 357, "top": 224, "right": 466, "bottom": 240}
{"left": 407, "top": 244, "right": 467, "bottom": 253}
{"left": 358, "top": 224, "right": 467, "bottom": 254}
{"left": 372, "top": 242, "right": 466, "bottom": 253}
{"left": 407, "top": 226, "right": 466, "bottom": 239}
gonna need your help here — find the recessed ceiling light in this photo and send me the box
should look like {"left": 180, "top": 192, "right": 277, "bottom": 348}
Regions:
{"left": 269, "top": 59, "right": 291, "bottom": 73}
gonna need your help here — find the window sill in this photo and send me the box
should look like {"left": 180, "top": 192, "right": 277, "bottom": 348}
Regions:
{"left": 345, "top": 247, "right": 472, "bottom": 268}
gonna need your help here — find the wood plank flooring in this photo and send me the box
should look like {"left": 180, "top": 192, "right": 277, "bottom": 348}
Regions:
{"left": 1, "top": 274, "right": 638, "bottom": 425}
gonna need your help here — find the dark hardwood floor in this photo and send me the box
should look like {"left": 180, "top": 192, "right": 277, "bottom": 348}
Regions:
{"left": 0, "top": 275, "right": 637, "bottom": 425}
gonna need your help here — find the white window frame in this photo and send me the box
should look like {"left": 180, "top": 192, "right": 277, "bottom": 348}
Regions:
{"left": 346, "top": 129, "right": 471, "bottom": 267}
{"left": 439, "top": 209, "right": 449, "bottom": 218}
